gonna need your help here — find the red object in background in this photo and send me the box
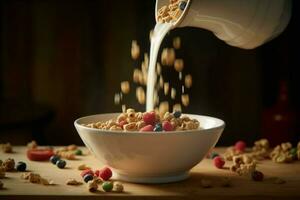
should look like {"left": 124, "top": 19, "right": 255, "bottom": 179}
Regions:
{"left": 262, "top": 81, "right": 297, "bottom": 146}
{"left": 27, "top": 149, "right": 54, "bottom": 161}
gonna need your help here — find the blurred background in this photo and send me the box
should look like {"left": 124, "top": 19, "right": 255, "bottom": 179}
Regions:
{"left": 1, "top": 0, "right": 299, "bottom": 146}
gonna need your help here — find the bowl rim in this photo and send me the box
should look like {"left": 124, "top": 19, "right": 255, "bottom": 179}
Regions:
{"left": 74, "top": 113, "right": 225, "bottom": 136}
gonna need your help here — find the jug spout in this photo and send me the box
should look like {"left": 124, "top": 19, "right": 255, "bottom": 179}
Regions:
{"left": 156, "top": 0, "right": 292, "bottom": 49}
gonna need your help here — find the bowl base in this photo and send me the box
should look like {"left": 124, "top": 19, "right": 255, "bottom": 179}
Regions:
{"left": 114, "top": 171, "right": 189, "bottom": 184}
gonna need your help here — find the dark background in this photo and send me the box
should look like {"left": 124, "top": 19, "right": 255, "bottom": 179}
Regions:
{"left": 1, "top": 0, "right": 299, "bottom": 146}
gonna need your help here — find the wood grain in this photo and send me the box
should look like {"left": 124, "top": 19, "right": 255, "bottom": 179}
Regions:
{"left": 0, "top": 146, "right": 300, "bottom": 200}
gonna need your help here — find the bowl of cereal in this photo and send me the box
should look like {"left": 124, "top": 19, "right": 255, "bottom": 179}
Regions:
{"left": 74, "top": 109, "right": 225, "bottom": 184}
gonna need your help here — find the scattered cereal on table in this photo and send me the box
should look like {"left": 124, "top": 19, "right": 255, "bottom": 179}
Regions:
{"left": 66, "top": 178, "right": 83, "bottom": 186}
{"left": 78, "top": 164, "right": 90, "bottom": 171}
{"left": 201, "top": 179, "right": 212, "bottom": 188}
{"left": 27, "top": 140, "right": 38, "bottom": 150}
{"left": 87, "top": 179, "right": 98, "bottom": 192}
{"left": 2, "top": 158, "right": 15, "bottom": 171}
{"left": 113, "top": 182, "right": 124, "bottom": 193}
{"left": 0, "top": 142, "right": 13, "bottom": 153}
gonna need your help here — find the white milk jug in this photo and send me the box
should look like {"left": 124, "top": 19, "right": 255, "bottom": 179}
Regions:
{"left": 156, "top": 0, "right": 292, "bottom": 49}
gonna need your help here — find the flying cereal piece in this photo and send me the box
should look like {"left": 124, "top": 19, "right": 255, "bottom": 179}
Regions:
{"left": 164, "top": 82, "right": 170, "bottom": 95}
{"left": 136, "top": 87, "right": 146, "bottom": 104}
{"left": 131, "top": 40, "right": 140, "bottom": 60}
{"left": 185, "top": 74, "right": 192, "bottom": 88}
{"left": 121, "top": 81, "right": 130, "bottom": 94}
{"left": 159, "top": 101, "right": 169, "bottom": 117}
{"left": 181, "top": 94, "right": 190, "bottom": 106}
{"left": 173, "top": 37, "right": 181, "bottom": 49}
{"left": 171, "top": 88, "right": 176, "bottom": 99}
{"left": 114, "top": 93, "right": 121, "bottom": 105}
{"left": 156, "top": 63, "right": 162, "bottom": 75}
{"left": 174, "top": 59, "right": 184, "bottom": 72}
{"left": 159, "top": 76, "right": 164, "bottom": 88}
{"left": 161, "top": 48, "right": 175, "bottom": 66}
{"left": 133, "top": 69, "right": 142, "bottom": 83}
{"left": 173, "top": 104, "right": 182, "bottom": 112}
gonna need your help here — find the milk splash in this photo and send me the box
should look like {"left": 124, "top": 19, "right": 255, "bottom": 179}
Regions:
{"left": 146, "top": 23, "right": 173, "bottom": 111}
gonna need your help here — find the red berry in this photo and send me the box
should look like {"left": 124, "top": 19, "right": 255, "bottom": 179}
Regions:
{"left": 234, "top": 140, "right": 246, "bottom": 152}
{"left": 81, "top": 169, "right": 94, "bottom": 177}
{"left": 143, "top": 111, "right": 156, "bottom": 125}
{"left": 27, "top": 149, "right": 54, "bottom": 161}
{"left": 213, "top": 156, "right": 225, "bottom": 169}
{"left": 251, "top": 170, "right": 264, "bottom": 181}
{"left": 118, "top": 120, "right": 127, "bottom": 129}
{"left": 162, "top": 121, "right": 173, "bottom": 131}
{"left": 140, "top": 124, "right": 154, "bottom": 132}
{"left": 98, "top": 167, "right": 112, "bottom": 181}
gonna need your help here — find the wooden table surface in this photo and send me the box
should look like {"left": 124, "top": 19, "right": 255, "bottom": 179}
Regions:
{"left": 1, "top": 146, "right": 300, "bottom": 200}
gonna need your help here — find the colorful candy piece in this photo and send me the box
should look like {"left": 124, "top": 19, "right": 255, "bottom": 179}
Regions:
{"left": 234, "top": 140, "right": 247, "bottom": 152}
{"left": 143, "top": 111, "right": 156, "bottom": 125}
{"left": 98, "top": 167, "right": 112, "bottom": 181}
{"left": 162, "top": 121, "right": 173, "bottom": 131}
{"left": 140, "top": 124, "right": 154, "bottom": 132}
{"left": 213, "top": 156, "right": 225, "bottom": 169}
{"left": 102, "top": 181, "right": 113, "bottom": 192}
{"left": 83, "top": 174, "right": 94, "bottom": 183}
{"left": 56, "top": 160, "right": 66, "bottom": 169}
{"left": 16, "top": 161, "right": 27, "bottom": 172}
{"left": 81, "top": 169, "right": 94, "bottom": 177}
{"left": 50, "top": 155, "right": 60, "bottom": 164}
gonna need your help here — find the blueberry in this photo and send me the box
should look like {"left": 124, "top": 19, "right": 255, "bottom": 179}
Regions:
{"left": 83, "top": 174, "right": 94, "bottom": 183}
{"left": 210, "top": 152, "right": 219, "bottom": 159}
{"left": 56, "top": 159, "right": 66, "bottom": 169}
{"left": 154, "top": 123, "right": 162, "bottom": 132}
{"left": 16, "top": 161, "right": 27, "bottom": 172}
{"left": 173, "top": 111, "right": 181, "bottom": 118}
{"left": 74, "top": 149, "right": 82, "bottom": 155}
{"left": 50, "top": 155, "right": 60, "bottom": 165}
{"left": 179, "top": 1, "right": 187, "bottom": 11}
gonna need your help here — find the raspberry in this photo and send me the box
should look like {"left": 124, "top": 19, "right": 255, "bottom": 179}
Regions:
{"left": 140, "top": 124, "right": 154, "bottom": 132}
{"left": 143, "top": 111, "right": 156, "bottom": 125}
{"left": 81, "top": 169, "right": 94, "bottom": 177}
{"left": 213, "top": 156, "right": 225, "bottom": 169}
{"left": 162, "top": 121, "right": 173, "bottom": 131}
{"left": 94, "top": 170, "right": 100, "bottom": 177}
{"left": 234, "top": 140, "right": 247, "bottom": 152}
{"left": 98, "top": 167, "right": 112, "bottom": 181}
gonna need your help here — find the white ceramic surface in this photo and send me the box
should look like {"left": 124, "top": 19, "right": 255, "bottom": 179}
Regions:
{"left": 74, "top": 113, "right": 225, "bottom": 184}
{"left": 156, "top": 0, "right": 292, "bottom": 49}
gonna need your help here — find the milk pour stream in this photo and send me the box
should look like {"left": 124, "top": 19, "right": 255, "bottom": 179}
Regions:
{"left": 146, "top": 22, "right": 173, "bottom": 111}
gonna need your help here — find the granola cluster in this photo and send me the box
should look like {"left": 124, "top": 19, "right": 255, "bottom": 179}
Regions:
{"left": 157, "top": 0, "right": 188, "bottom": 23}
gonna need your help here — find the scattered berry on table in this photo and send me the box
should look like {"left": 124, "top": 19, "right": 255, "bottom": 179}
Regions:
{"left": 98, "top": 167, "right": 112, "bottom": 181}
{"left": 56, "top": 160, "right": 66, "bottom": 169}
{"left": 16, "top": 161, "right": 27, "bottom": 172}
{"left": 81, "top": 169, "right": 94, "bottom": 177}
{"left": 83, "top": 174, "right": 94, "bottom": 183}
{"left": 234, "top": 140, "right": 247, "bottom": 152}
{"left": 49, "top": 155, "right": 60, "bottom": 165}
{"left": 102, "top": 181, "right": 113, "bottom": 192}
{"left": 213, "top": 156, "right": 225, "bottom": 169}
{"left": 251, "top": 170, "right": 264, "bottom": 181}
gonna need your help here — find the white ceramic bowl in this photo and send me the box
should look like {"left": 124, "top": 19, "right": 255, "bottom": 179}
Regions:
{"left": 74, "top": 113, "right": 225, "bottom": 184}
